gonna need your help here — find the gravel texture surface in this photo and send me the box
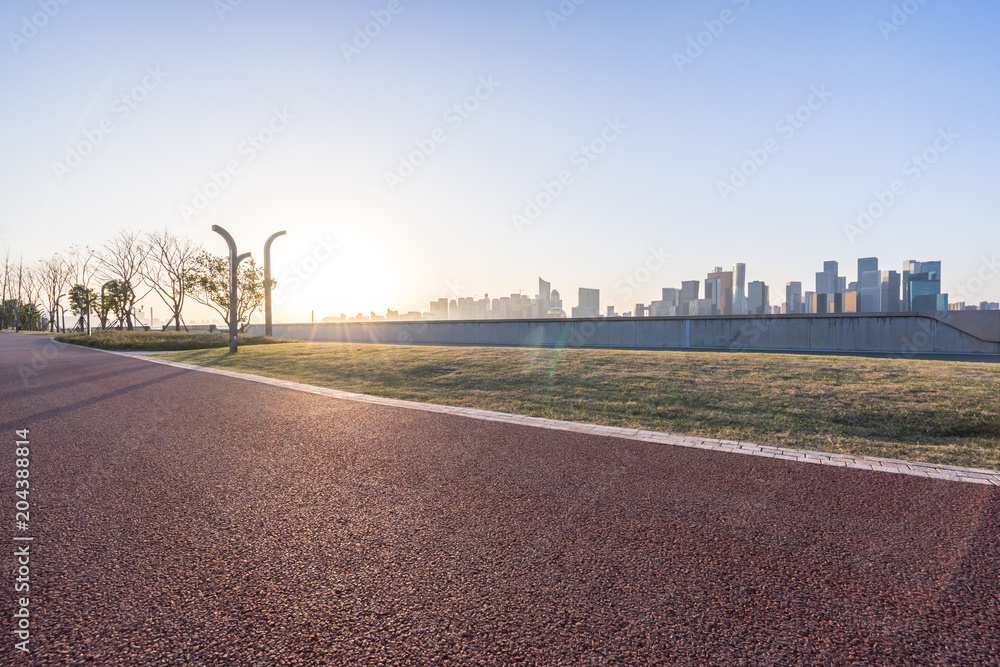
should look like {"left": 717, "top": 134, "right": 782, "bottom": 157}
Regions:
{"left": 1, "top": 335, "right": 997, "bottom": 665}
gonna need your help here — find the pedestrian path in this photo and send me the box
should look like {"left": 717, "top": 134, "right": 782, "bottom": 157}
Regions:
{"left": 109, "top": 348, "right": 1000, "bottom": 487}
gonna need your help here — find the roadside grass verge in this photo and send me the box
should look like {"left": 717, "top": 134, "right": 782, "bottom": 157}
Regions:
{"left": 159, "top": 343, "right": 1000, "bottom": 471}
{"left": 54, "top": 331, "right": 290, "bottom": 351}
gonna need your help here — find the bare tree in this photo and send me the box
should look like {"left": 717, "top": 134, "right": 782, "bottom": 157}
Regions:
{"left": 37, "top": 253, "right": 74, "bottom": 332}
{"left": 141, "top": 229, "right": 201, "bottom": 331}
{"left": 16, "top": 259, "right": 45, "bottom": 331}
{"left": 26, "top": 266, "right": 47, "bottom": 330}
{"left": 96, "top": 229, "right": 151, "bottom": 330}
{"left": 66, "top": 244, "right": 100, "bottom": 332}
{"left": 14, "top": 255, "right": 25, "bottom": 332}
{"left": 0, "top": 247, "right": 11, "bottom": 330}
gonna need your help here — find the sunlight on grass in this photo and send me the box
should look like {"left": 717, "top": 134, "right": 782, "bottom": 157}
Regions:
{"left": 160, "top": 343, "right": 1000, "bottom": 471}
{"left": 53, "top": 331, "right": 290, "bottom": 351}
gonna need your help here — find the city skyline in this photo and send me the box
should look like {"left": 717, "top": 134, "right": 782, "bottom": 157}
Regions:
{"left": 308, "top": 254, "right": 997, "bottom": 326}
{"left": 3, "top": 1, "right": 1000, "bottom": 321}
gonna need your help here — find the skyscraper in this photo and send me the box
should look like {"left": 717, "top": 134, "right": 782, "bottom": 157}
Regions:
{"left": 534, "top": 277, "right": 552, "bottom": 318}
{"left": 900, "top": 260, "right": 946, "bottom": 311}
{"left": 901, "top": 260, "right": 920, "bottom": 311}
{"left": 572, "top": 288, "right": 600, "bottom": 318}
{"left": 785, "top": 282, "right": 802, "bottom": 314}
{"left": 880, "top": 271, "right": 901, "bottom": 312}
{"left": 680, "top": 280, "right": 700, "bottom": 315}
{"left": 858, "top": 257, "right": 878, "bottom": 285}
{"left": 748, "top": 281, "right": 769, "bottom": 315}
{"left": 706, "top": 267, "right": 734, "bottom": 316}
{"left": 732, "top": 263, "right": 748, "bottom": 315}
{"left": 430, "top": 298, "right": 449, "bottom": 320}
{"left": 816, "top": 260, "right": 839, "bottom": 295}
{"left": 906, "top": 261, "right": 945, "bottom": 311}
{"left": 861, "top": 270, "right": 881, "bottom": 312}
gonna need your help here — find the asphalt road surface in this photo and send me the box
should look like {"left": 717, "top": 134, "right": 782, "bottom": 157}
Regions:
{"left": 1, "top": 334, "right": 998, "bottom": 665}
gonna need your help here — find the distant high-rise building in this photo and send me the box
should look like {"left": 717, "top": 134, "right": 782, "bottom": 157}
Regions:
{"left": 804, "top": 291, "right": 816, "bottom": 313}
{"left": 904, "top": 260, "right": 945, "bottom": 311}
{"left": 880, "top": 271, "right": 901, "bottom": 312}
{"left": 680, "top": 281, "right": 700, "bottom": 315}
{"left": 430, "top": 298, "right": 449, "bottom": 320}
{"left": 858, "top": 257, "right": 878, "bottom": 286}
{"left": 844, "top": 291, "right": 860, "bottom": 313}
{"left": 606, "top": 305, "right": 617, "bottom": 317}
{"left": 538, "top": 277, "right": 551, "bottom": 303}
{"left": 748, "top": 281, "right": 769, "bottom": 315}
{"left": 648, "top": 287, "right": 681, "bottom": 317}
{"left": 861, "top": 270, "right": 881, "bottom": 312}
{"left": 814, "top": 260, "right": 840, "bottom": 297}
{"left": 662, "top": 288, "right": 679, "bottom": 307}
{"left": 533, "top": 277, "right": 552, "bottom": 318}
{"left": 706, "top": 267, "right": 734, "bottom": 316}
{"left": 901, "top": 260, "right": 920, "bottom": 311}
{"left": 690, "top": 299, "right": 714, "bottom": 316}
{"left": 816, "top": 272, "right": 835, "bottom": 295}
{"left": 785, "top": 282, "right": 802, "bottom": 314}
{"left": 732, "top": 263, "right": 748, "bottom": 314}
{"left": 571, "top": 288, "right": 600, "bottom": 318}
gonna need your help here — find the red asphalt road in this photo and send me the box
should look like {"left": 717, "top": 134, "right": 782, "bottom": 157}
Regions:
{"left": 1, "top": 334, "right": 998, "bottom": 666}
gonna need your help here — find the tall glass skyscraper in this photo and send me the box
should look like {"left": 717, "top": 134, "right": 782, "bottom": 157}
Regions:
{"left": 903, "top": 261, "right": 945, "bottom": 311}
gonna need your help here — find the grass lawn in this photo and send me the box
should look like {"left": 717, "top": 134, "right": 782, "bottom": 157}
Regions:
{"left": 158, "top": 343, "right": 1000, "bottom": 471}
{"left": 53, "top": 331, "right": 290, "bottom": 351}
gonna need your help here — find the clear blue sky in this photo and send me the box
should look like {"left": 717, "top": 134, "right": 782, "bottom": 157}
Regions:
{"left": 2, "top": 0, "right": 998, "bottom": 320}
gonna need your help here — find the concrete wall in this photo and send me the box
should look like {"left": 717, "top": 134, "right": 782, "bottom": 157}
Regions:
{"left": 247, "top": 311, "right": 1000, "bottom": 356}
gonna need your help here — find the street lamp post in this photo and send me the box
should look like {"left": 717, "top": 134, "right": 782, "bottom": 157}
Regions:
{"left": 212, "top": 225, "right": 251, "bottom": 354}
{"left": 264, "top": 230, "right": 286, "bottom": 338}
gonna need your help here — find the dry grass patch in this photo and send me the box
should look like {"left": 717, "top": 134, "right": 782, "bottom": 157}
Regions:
{"left": 161, "top": 343, "right": 1000, "bottom": 471}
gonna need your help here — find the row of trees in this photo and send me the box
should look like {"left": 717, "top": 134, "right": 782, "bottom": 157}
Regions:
{"left": 1, "top": 229, "right": 269, "bottom": 334}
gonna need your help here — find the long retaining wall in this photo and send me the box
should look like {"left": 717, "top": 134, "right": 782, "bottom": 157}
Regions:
{"left": 247, "top": 311, "right": 1000, "bottom": 357}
